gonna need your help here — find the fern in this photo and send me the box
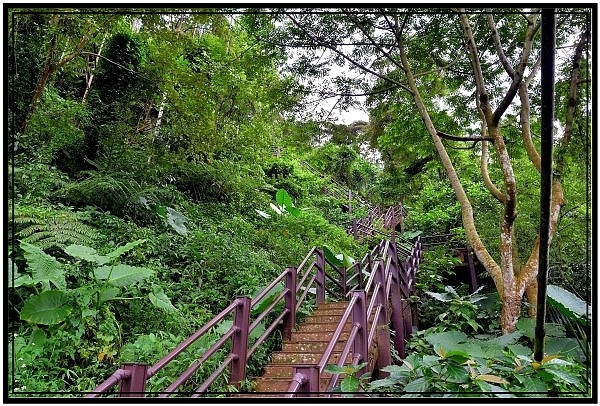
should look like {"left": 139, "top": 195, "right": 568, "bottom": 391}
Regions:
{"left": 59, "top": 171, "right": 141, "bottom": 211}
{"left": 59, "top": 171, "right": 169, "bottom": 218}
{"left": 13, "top": 208, "right": 99, "bottom": 251}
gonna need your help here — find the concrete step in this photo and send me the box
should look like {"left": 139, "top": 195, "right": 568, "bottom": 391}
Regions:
{"left": 282, "top": 341, "right": 346, "bottom": 353}
{"left": 315, "top": 301, "right": 350, "bottom": 310}
{"left": 253, "top": 376, "right": 331, "bottom": 393}
{"left": 260, "top": 364, "right": 334, "bottom": 380}
{"left": 271, "top": 351, "right": 353, "bottom": 365}
{"left": 296, "top": 321, "right": 353, "bottom": 333}
{"left": 303, "top": 314, "right": 351, "bottom": 324}
{"left": 288, "top": 330, "right": 351, "bottom": 343}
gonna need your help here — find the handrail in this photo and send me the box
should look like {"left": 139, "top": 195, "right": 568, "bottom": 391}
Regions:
{"left": 287, "top": 236, "right": 424, "bottom": 397}
{"left": 87, "top": 198, "right": 422, "bottom": 398}
{"left": 85, "top": 369, "right": 131, "bottom": 397}
{"left": 87, "top": 244, "right": 355, "bottom": 397}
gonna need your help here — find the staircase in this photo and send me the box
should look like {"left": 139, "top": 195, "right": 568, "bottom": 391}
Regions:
{"left": 86, "top": 202, "right": 423, "bottom": 398}
{"left": 240, "top": 301, "right": 352, "bottom": 396}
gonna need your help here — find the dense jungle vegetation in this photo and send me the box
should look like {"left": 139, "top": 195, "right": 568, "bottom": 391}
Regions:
{"left": 6, "top": 8, "right": 592, "bottom": 398}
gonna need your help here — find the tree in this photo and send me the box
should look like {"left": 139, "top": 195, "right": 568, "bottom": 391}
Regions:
{"left": 10, "top": 10, "right": 117, "bottom": 134}
{"left": 261, "top": 8, "right": 591, "bottom": 333}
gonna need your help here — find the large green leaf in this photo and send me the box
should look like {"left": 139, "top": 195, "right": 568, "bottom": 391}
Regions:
{"left": 323, "top": 245, "right": 343, "bottom": 267}
{"left": 9, "top": 258, "right": 32, "bottom": 288}
{"left": 149, "top": 285, "right": 177, "bottom": 313}
{"left": 166, "top": 207, "right": 188, "bottom": 236}
{"left": 21, "top": 241, "right": 66, "bottom": 290}
{"left": 547, "top": 284, "right": 591, "bottom": 324}
{"left": 252, "top": 282, "right": 284, "bottom": 316}
{"left": 106, "top": 239, "right": 147, "bottom": 261}
{"left": 94, "top": 264, "right": 155, "bottom": 287}
{"left": 275, "top": 188, "right": 294, "bottom": 209}
{"left": 20, "top": 290, "right": 71, "bottom": 325}
{"left": 64, "top": 244, "right": 109, "bottom": 265}
{"left": 98, "top": 287, "right": 121, "bottom": 304}
{"left": 425, "top": 330, "right": 468, "bottom": 350}
{"left": 424, "top": 290, "right": 452, "bottom": 302}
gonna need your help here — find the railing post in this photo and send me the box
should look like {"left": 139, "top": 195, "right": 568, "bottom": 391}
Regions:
{"left": 315, "top": 249, "right": 326, "bottom": 304}
{"left": 352, "top": 290, "right": 368, "bottom": 375}
{"left": 402, "top": 259, "right": 415, "bottom": 339}
{"left": 375, "top": 325, "right": 391, "bottom": 378}
{"left": 118, "top": 363, "right": 147, "bottom": 397}
{"left": 294, "top": 365, "right": 320, "bottom": 397}
{"left": 230, "top": 297, "right": 251, "bottom": 386}
{"left": 389, "top": 261, "right": 405, "bottom": 359}
{"left": 283, "top": 267, "right": 297, "bottom": 341}
{"left": 374, "top": 260, "right": 387, "bottom": 326}
{"left": 354, "top": 262, "right": 362, "bottom": 291}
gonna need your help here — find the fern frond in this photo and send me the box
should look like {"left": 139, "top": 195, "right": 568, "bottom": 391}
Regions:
{"left": 14, "top": 208, "right": 99, "bottom": 251}
{"left": 60, "top": 171, "right": 143, "bottom": 214}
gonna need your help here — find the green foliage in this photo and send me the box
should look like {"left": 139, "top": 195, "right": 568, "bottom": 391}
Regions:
{"left": 13, "top": 204, "right": 99, "bottom": 251}
{"left": 324, "top": 362, "right": 370, "bottom": 396}
{"left": 424, "top": 286, "right": 487, "bottom": 334}
{"left": 20, "top": 290, "right": 72, "bottom": 325}
{"left": 17, "top": 89, "right": 90, "bottom": 169}
{"left": 370, "top": 327, "right": 589, "bottom": 397}
{"left": 546, "top": 284, "right": 591, "bottom": 326}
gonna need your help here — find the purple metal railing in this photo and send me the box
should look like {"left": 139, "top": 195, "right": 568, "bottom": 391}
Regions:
{"left": 86, "top": 197, "right": 421, "bottom": 398}
{"left": 86, "top": 244, "right": 351, "bottom": 398}
{"left": 285, "top": 236, "right": 424, "bottom": 397}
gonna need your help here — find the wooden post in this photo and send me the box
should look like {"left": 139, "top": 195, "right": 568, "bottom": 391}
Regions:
{"left": 294, "top": 365, "right": 320, "bottom": 396}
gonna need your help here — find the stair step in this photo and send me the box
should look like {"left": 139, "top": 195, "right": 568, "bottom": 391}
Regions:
{"left": 318, "top": 301, "right": 350, "bottom": 308}
{"left": 260, "top": 364, "right": 334, "bottom": 380}
{"left": 271, "top": 351, "right": 353, "bottom": 364}
{"left": 253, "top": 377, "right": 331, "bottom": 393}
{"left": 310, "top": 308, "right": 347, "bottom": 316}
{"left": 282, "top": 341, "right": 346, "bottom": 353}
{"left": 296, "top": 322, "right": 352, "bottom": 333}
{"left": 289, "top": 331, "right": 351, "bottom": 342}
{"left": 303, "top": 314, "right": 352, "bottom": 324}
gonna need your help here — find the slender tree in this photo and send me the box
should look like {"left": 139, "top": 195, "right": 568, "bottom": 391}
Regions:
{"left": 261, "top": 8, "right": 590, "bottom": 332}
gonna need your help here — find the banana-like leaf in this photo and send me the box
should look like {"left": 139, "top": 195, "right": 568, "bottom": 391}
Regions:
{"left": 64, "top": 244, "right": 110, "bottom": 265}
{"left": 547, "top": 284, "right": 591, "bottom": 324}
{"left": 94, "top": 264, "right": 155, "bottom": 287}
{"left": 20, "top": 290, "right": 71, "bottom": 325}
{"left": 276, "top": 189, "right": 294, "bottom": 209}
{"left": 106, "top": 239, "right": 147, "bottom": 261}
{"left": 255, "top": 209, "right": 271, "bottom": 219}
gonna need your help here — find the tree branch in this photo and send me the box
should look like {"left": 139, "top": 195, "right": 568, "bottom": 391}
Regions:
{"left": 436, "top": 130, "right": 494, "bottom": 144}
{"left": 344, "top": 11, "right": 407, "bottom": 74}
{"left": 492, "top": 15, "right": 540, "bottom": 125}
{"left": 283, "top": 11, "right": 413, "bottom": 95}
{"left": 80, "top": 52, "right": 138, "bottom": 74}
{"left": 487, "top": 12, "right": 515, "bottom": 79}
{"left": 555, "top": 27, "right": 589, "bottom": 176}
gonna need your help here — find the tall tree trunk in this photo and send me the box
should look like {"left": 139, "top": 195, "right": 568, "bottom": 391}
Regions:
{"left": 82, "top": 34, "right": 107, "bottom": 103}
{"left": 19, "top": 17, "right": 90, "bottom": 134}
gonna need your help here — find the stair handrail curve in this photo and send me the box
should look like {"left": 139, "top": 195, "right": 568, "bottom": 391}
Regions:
{"left": 85, "top": 243, "right": 356, "bottom": 397}
{"left": 285, "top": 236, "right": 424, "bottom": 397}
